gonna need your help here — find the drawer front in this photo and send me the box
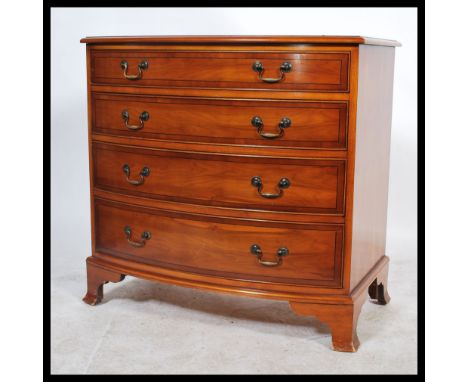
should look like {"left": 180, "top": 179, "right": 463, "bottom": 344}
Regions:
{"left": 91, "top": 50, "right": 350, "bottom": 92}
{"left": 93, "top": 94, "right": 348, "bottom": 149}
{"left": 93, "top": 143, "right": 346, "bottom": 215}
{"left": 94, "top": 199, "right": 344, "bottom": 287}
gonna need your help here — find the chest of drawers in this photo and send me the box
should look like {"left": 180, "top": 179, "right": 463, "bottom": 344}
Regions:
{"left": 81, "top": 35, "right": 400, "bottom": 352}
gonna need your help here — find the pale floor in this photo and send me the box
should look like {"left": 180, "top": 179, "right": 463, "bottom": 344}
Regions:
{"left": 51, "top": 222, "right": 417, "bottom": 374}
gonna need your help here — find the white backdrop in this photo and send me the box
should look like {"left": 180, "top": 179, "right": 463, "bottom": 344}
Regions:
{"left": 51, "top": 8, "right": 417, "bottom": 269}
{"left": 50, "top": 7, "right": 418, "bottom": 374}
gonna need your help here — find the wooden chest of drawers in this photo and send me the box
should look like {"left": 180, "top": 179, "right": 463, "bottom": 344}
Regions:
{"left": 81, "top": 35, "right": 400, "bottom": 352}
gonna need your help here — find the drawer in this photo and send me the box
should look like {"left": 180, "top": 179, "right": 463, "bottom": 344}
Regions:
{"left": 93, "top": 143, "right": 346, "bottom": 215}
{"left": 94, "top": 199, "right": 344, "bottom": 287}
{"left": 91, "top": 50, "right": 350, "bottom": 92}
{"left": 93, "top": 93, "right": 348, "bottom": 149}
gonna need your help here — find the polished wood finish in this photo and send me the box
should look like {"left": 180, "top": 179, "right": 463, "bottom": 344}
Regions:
{"left": 81, "top": 36, "right": 398, "bottom": 352}
{"left": 94, "top": 198, "right": 344, "bottom": 287}
{"left": 89, "top": 250, "right": 389, "bottom": 304}
{"left": 349, "top": 45, "right": 396, "bottom": 290}
{"left": 83, "top": 258, "right": 125, "bottom": 305}
{"left": 80, "top": 35, "right": 401, "bottom": 47}
{"left": 91, "top": 84, "right": 352, "bottom": 101}
{"left": 92, "top": 142, "right": 346, "bottom": 214}
{"left": 92, "top": 132, "right": 349, "bottom": 159}
{"left": 91, "top": 50, "right": 349, "bottom": 91}
{"left": 92, "top": 93, "right": 348, "bottom": 149}
{"left": 291, "top": 255, "right": 390, "bottom": 352}
{"left": 93, "top": 188, "right": 346, "bottom": 224}
{"left": 290, "top": 296, "right": 365, "bottom": 352}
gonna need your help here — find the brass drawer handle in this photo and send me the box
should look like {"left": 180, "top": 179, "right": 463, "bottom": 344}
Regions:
{"left": 124, "top": 226, "right": 151, "bottom": 248}
{"left": 250, "top": 244, "right": 289, "bottom": 267}
{"left": 121, "top": 110, "right": 149, "bottom": 131}
{"left": 252, "top": 61, "right": 292, "bottom": 83}
{"left": 251, "top": 116, "right": 291, "bottom": 139}
{"left": 120, "top": 60, "right": 148, "bottom": 80}
{"left": 251, "top": 176, "right": 290, "bottom": 199}
{"left": 122, "top": 164, "right": 150, "bottom": 185}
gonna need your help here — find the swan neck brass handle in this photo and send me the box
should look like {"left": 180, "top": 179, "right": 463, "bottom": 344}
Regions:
{"left": 251, "top": 116, "right": 291, "bottom": 139}
{"left": 252, "top": 61, "right": 292, "bottom": 83}
{"left": 120, "top": 60, "right": 148, "bottom": 80}
{"left": 122, "top": 164, "right": 150, "bottom": 185}
{"left": 251, "top": 176, "right": 290, "bottom": 199}
{"left": 124, "top": 226, "right": 151, "bottom": 248}
{"left": 250, "top": 244, "right": 289, "bottom": 267}
{"left": 121, "top": 110, "right": 149, "bottom": 131}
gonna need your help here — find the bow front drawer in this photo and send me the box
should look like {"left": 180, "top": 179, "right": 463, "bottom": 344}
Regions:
{"left": 94, "top": 199, "right": 344, "bottom": 287}
{"left": 92, "top": 143, "right": 346, "bottom": 215}
{"left": 90, "top": 50, "right": 350, "bottom": 91}
{"left": 92, "top": 93, "right": 348, "bottom": 149}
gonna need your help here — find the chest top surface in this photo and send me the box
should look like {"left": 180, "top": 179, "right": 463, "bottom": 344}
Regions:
{"left": 80, "top": 35, "right": 401, "bottom": 46}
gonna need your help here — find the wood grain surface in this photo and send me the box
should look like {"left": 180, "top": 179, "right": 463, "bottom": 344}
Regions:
{"left": 92, "top": 142, "right": 346, "bottom": 214}
{"left": 81, "top": 35, "right": 401, "bottom": 47}
{"left": 94, "top": 198, "right": 344, "bottom": 287}
{"left": 81, "top": 36, "right": 398, "bottom": 352}
{"left": 92, "top": 93, "right": 348, "bottom": 149}
{"left": 91, "top": 50, "right": 349, "bottom": 91}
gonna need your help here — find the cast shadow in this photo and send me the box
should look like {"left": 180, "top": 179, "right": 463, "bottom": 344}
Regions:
{"left": 102, "top": 277, "right": 330, "bottom": 338}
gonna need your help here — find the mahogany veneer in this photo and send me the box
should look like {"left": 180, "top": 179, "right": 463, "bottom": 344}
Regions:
{"left": 81, "top": 35, "right": 399, "bottom": 352}
{"left": 92, "top": 94, "right": 348, "bottom": 149}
